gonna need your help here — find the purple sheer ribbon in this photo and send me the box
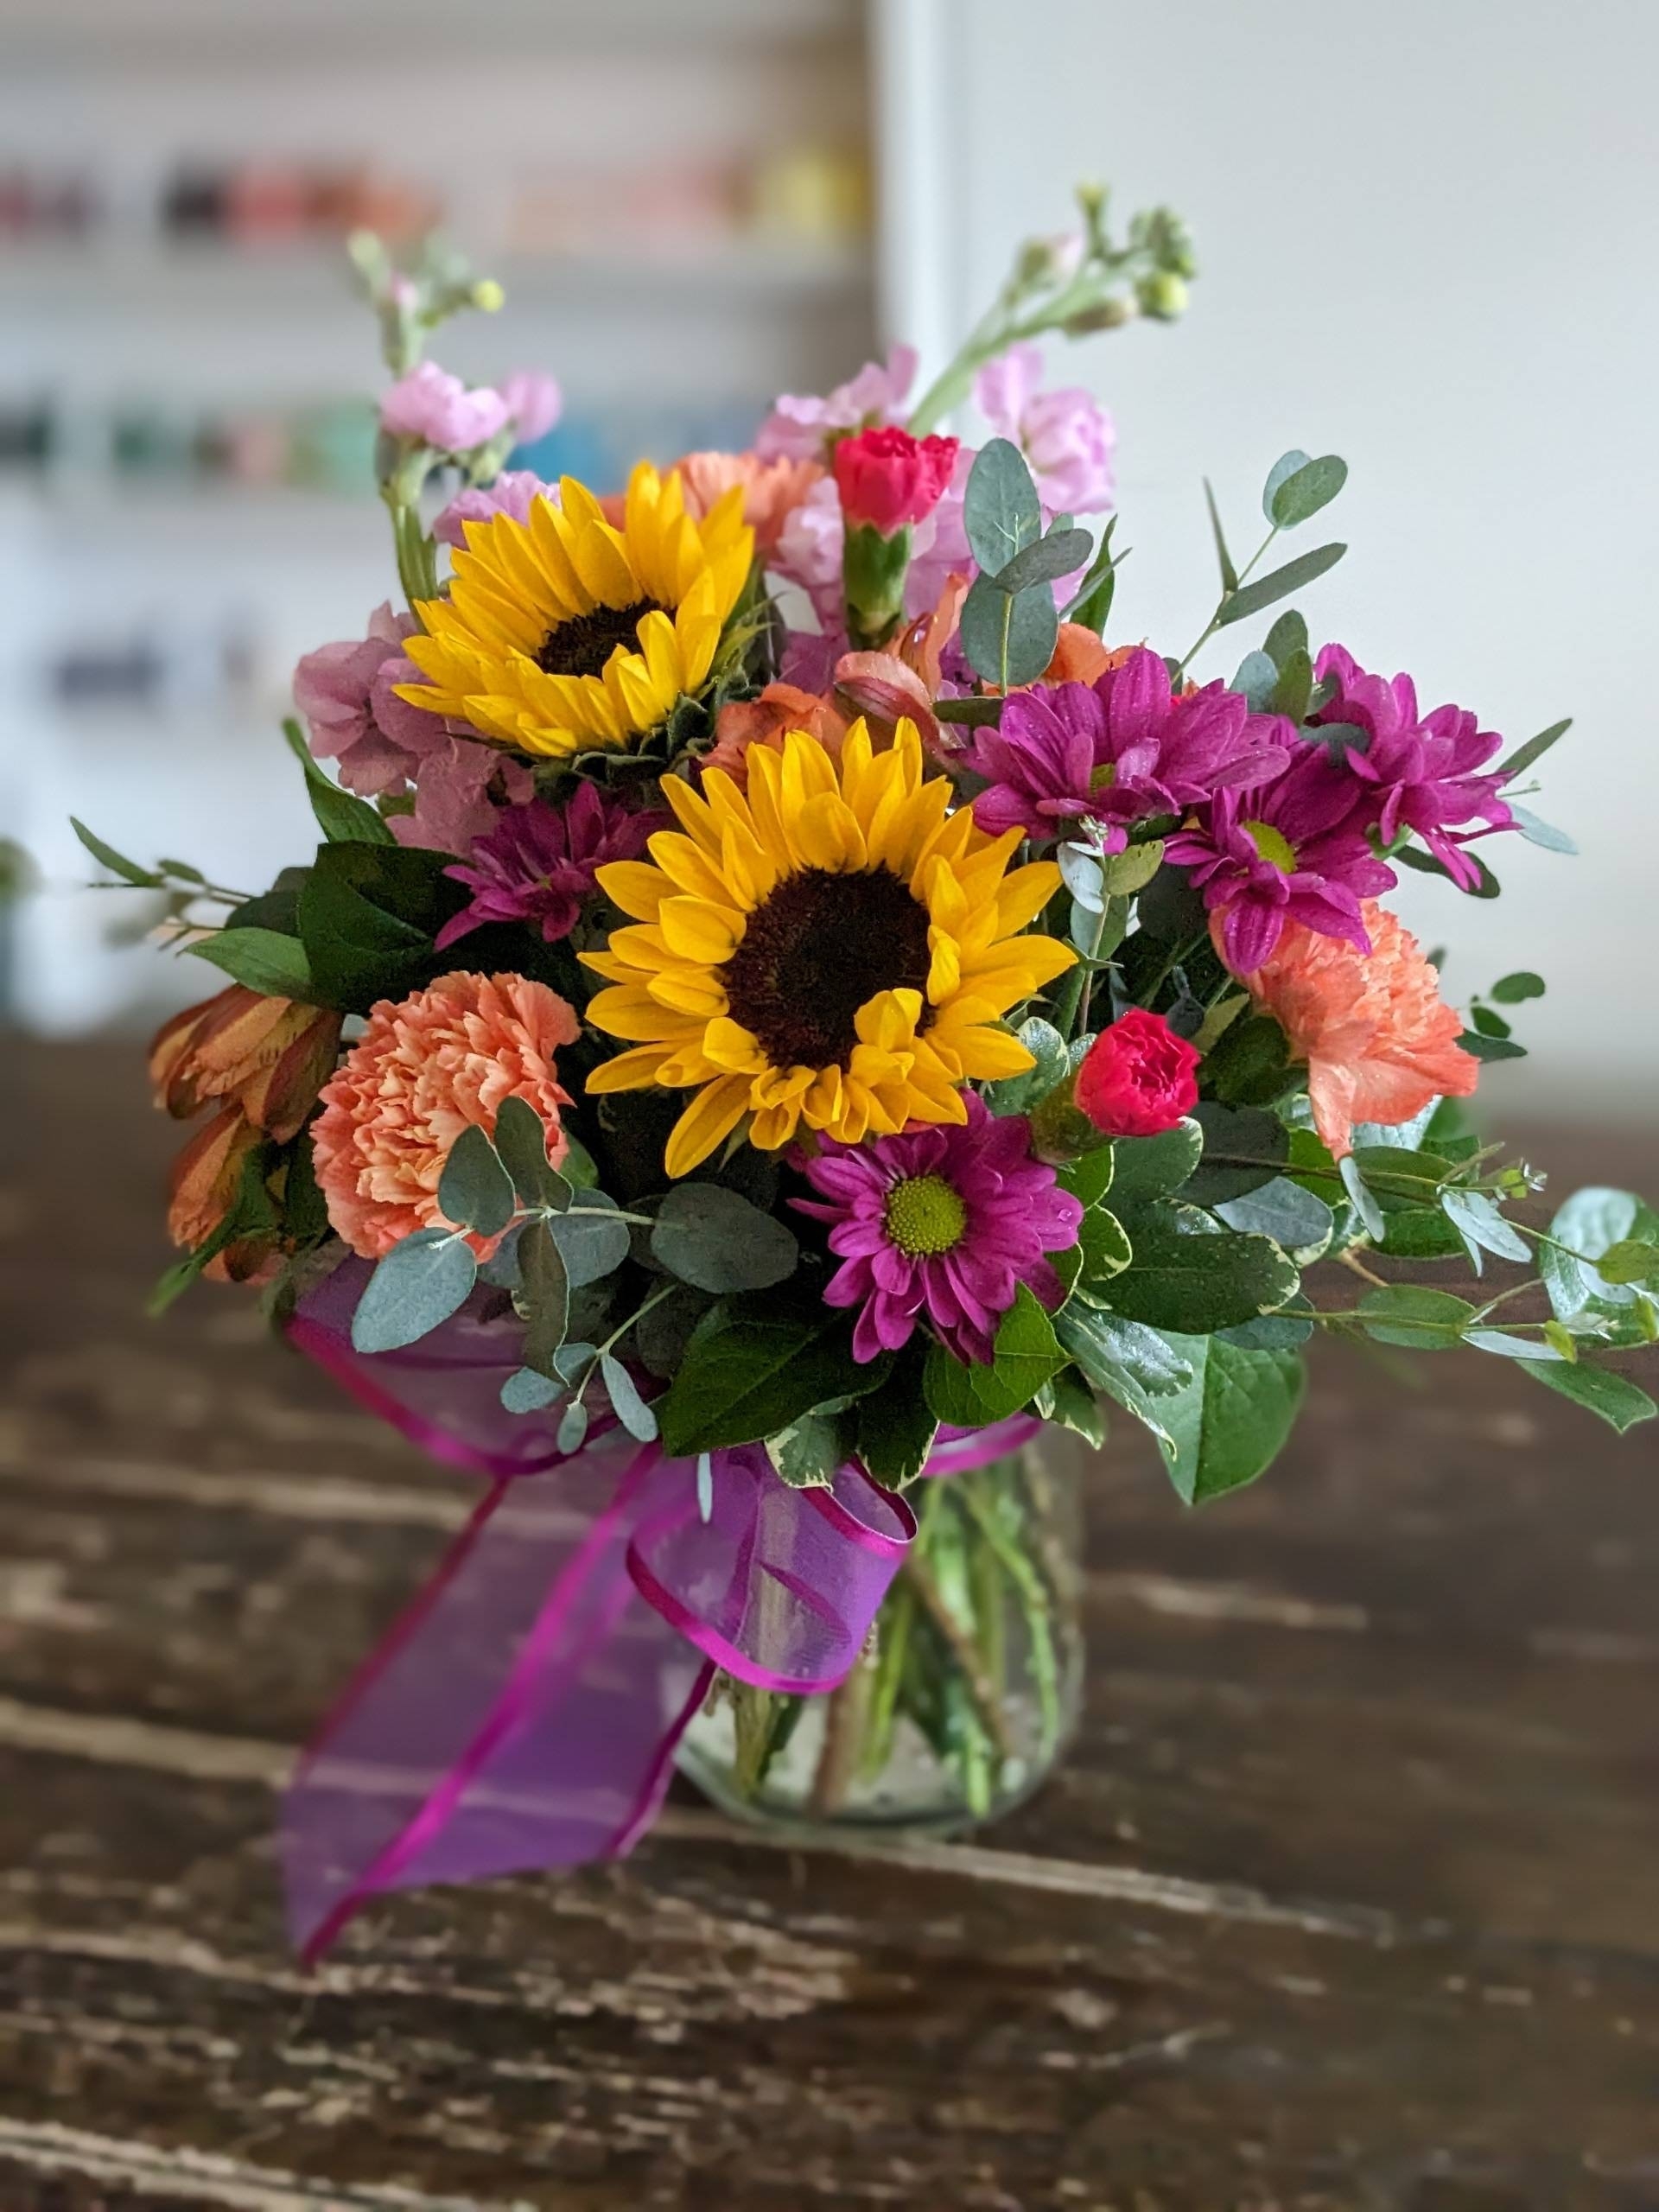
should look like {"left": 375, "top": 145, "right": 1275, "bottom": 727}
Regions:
{"left": 282, "top": 1258, "right": 1041, "bottom": 1962}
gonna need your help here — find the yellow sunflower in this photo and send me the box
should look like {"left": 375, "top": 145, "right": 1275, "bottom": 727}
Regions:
{"left": 581, "top": 720, "right": 1077, "bottom": 1176}
{"left": 394, "top": 463, "right": 753, "bottom": 760}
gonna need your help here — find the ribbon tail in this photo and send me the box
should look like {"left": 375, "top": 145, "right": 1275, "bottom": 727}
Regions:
{"left": 282, "top": 1436, "right": 706, "bottom": 1963}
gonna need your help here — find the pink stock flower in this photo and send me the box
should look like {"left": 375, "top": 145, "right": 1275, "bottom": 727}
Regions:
{"left": 435, "top": 785, "right": 661, "bottom": 951}
{"left": 975, "top": 341, "right": 1116, "bottom": 515}
{"left": 379, "top": 361, "right": 511, "bottom": 453}
{"left": 433, "top": 470, "right": 554, "bottom": 550}
{"left": 389, "top": 740, "right": 533, "bottom": 858}
{"left": 792, "top": 1094, "right": 1084, "bottom": 1367}
{"left": 499, "top": 369, "right": 562, "bottom": 443}
{"left": 293, "top": 603, "right": 442, "bottom": 798}
{"left": 834, "top": 427, "right": 960, "bottom": 534}
{"left": 755, "top": 345, "right": 919, "bottom": 461}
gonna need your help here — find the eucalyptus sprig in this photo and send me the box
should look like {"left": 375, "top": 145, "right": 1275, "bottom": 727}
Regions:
{"left": 906, "top": 187, "right": 1196, "bottom": 436}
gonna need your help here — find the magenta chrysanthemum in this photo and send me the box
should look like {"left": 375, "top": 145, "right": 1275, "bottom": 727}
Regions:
{"left": 1310, "top": 643, "right": 1513, "bottom": 889}
{"left": 435, "top": 785, "right": 660, "bottom": 952}
{"left": 792, "top": 1095, "right": 1084, "bottom": 1367}
{"left": 966, "top": 647, "right": 1290, "bottom": 849}
{"left": 1166, "top": 746, "right": 1397, "bottom": 974}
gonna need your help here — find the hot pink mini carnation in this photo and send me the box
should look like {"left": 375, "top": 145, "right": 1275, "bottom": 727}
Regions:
{"left": 793, "top": 1094, "right": 1083, "bottom": 1366}
{"left": 311, "top": 972, "right": 579, "bottom": 1260}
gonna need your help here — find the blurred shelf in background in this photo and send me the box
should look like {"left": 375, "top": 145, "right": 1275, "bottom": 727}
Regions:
{"left": 0, "top": 0, "right": 897, "bottom": 1035}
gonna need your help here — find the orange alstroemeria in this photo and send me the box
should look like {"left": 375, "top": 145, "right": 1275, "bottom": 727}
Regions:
{"left": 165, "top": 1106, "right": 279, "bottom": 1284}
{"left": 149, "top": 984, "right": 341, "bottom": 1146}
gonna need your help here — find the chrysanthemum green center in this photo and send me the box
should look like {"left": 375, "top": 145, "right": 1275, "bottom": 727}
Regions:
{"left": 1087, "top": 761, "right": 1118, "bottom": 793}
{"left": 721, "top": 865, "right": 932, "bottom": 1071}
{"left": 884, "top": 1173, "right": 968, "bottom": 1256}
{"left": 1243, "top": 818, "right": 1297, "bottom": 874}
{"left": 537, "top": 599, "right": 664, "bottom": 682}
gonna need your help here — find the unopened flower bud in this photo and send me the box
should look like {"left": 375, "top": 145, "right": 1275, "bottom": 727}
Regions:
{"left": 1065, "top": 296, "right": 1135, "bottom": 336}
{"left": 471, "top": 279, "right": 505, "bottom": 314}
{"left": 1135, "top": 270, "right": 1189, "bottom": 321}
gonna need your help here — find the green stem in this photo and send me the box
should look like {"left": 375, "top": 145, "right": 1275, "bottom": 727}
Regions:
{"left": 1174, "top": 524, "right": 1280, "bottom": 674}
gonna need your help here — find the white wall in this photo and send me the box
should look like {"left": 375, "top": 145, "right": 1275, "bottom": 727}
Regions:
{"left": 918, "top": 0, "right": 1659, "bottom": 1119}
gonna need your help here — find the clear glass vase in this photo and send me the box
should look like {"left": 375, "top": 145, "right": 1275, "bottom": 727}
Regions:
{"left": 677, "top": 1430, "right": 1084, "bottom": 1837}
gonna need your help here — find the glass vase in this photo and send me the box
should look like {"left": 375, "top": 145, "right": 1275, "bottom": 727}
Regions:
{"left": 677, "top": 1428, "right": 1084, "bottom": 1836}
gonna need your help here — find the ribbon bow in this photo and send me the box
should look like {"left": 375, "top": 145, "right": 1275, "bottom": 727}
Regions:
{"left": 282, "top": 1260, "right": 1037, "bottom": 1961}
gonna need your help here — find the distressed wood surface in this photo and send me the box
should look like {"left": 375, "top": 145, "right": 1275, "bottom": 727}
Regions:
{"left": 3, "top": 1041, "right": 1658, "bottom": 2211}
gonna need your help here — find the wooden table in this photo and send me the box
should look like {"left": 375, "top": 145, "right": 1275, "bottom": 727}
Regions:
{"left": 3, "top": 1041, "right": 1658, "bottom": 2211}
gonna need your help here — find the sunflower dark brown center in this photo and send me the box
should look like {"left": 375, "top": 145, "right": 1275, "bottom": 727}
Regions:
{"left": 722, "top": 865, "right": 932, "bottom": 1071}
{"left": 537, "top": 599, "right": 664, "bottom": 681}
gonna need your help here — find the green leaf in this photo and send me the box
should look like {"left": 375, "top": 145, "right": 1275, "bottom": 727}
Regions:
{"left": 650, "top": 1183, "right": 798, "bottom": 1294}
{"left": 1339, "top": 1154, "right": 1387, "bottom": 1241}
{"left": 501, "top": 1366, "right": 563, "bottom": 1414}
{"left": 1497, "top": 716, "right": 1571, "bottom": 780}
{"left": 1268, "top": 645, "right": 1314, "bottom": 723}
{"left": 923, "top": 1286, "right": 1067, "bottom": 1427}
{"left": 1073, "top": 1205, "right": 1132, "bottom": 1296}
{"left": 1509, "top": 804, "right": 1577, "bottom": 856}
{"left": 1457, "top": 1029, "right": 1528, "bottom": 1064}
{"left": 1516, "top": 1361, "right": 1656, "bottom": 1433}
{"left": 1214, "top": 1177, "right": 1333, "bottom": 1262}
{"left": 1199, "top": 1012, "right": 1292, "bottom": 1108}
{"left": 70, "top": 817, "right": 163, "bottom": 888}
{"left": 1542, "top": 1188, "right": 1659, "bottom": 1323}
{"left": 1099, "top": 1214, "right": 1300, "bottom": 1334}
{"left": 1260, "top": 449, "right": 1310, "bottom": 521}
{"left": 1215, "top": 543, "right": 1346, "bottom": 629}
{"left": 1108, "top": 1119, "right": 1203, "bottom": 1210}
{"left": 437, "top": 1124, "right": 516, "bottom": 1239}
{"left": 959, "top": 572, "right": 1059, "bottom": 690}
{"left": 283, "top": 718, "right": 395, "bottom": 845}
{"left": 350, "top": 1228, "right": 477, "bottom": 1354}
{"left": 1217, "top": 1307, "right": 1314, "bottom": 1351}
{"left": 1356, "top": 1285, "right": 1475, "bottom": 1349}
{"left": 995, "top": 525, "right": 1094, "bottom": 596}
{"left": 1395, "top": 842, "right": 1503, "bottom": 898}
{"left": 558, "top": 1402, "right": 590, "bottom": 1453}
{"left": 1156, "top": 1334, "right": 1306, "bottom": 1503}
{"left": 1490, "top": 971, "right": 1546, "bottom": 1004}
{"left": 518, "top": 1218, "right": 570, "bottom": 1376}
{"left": 549, "top": 1192, "right": 631, "bottom": 1288}
{"left": 296, "top": 841, "right": 465, "bottom": 1012}
{"left": 1186, "top": 1102, "right": 1289, "bottom": 1204}
{"left": 1594, "top": 1239, "right": 1659, "bottom": 1288}
{"left": 1265, "top": 453, "right": 1347, "bottom": 528}
{"left": 1230, "top": 648, "right": 1278, "bottom": 711}
{"left": 766, "top": 1406, "right": 854, "bottom": 1489}
{"left": 1046, "top": 1367, "right": 1106, "bottom": 1447}
{"left": 963, "top": 436, "right": 1043, "bottom": 577}
{"left": 985, "top": 1016, "right": 1070, "bottom": 1115}
{"left": 855, "top": 1357, "right": 939, "bottom": 1489}
{"left": 1262, "top": 611, "right": 1308, "bottom": 670}
{"left": 1058, "top": 1145, "right": 1115, "bottom": 1210}
{"left": 1464, "top": 1329, "right": 1564, "bottom": 1362}
{"left": 493, "top": 1094, "right": 571, "bottom": 1211}
{"left": 1099, "top": 838, "right": 1166, "bottom": 896}
{"left": 1057, "top": 1308, "right": 1185, "bottom": 1456}
{"left": 188, "top": 927, "right": 318, "bottom": 1001}
{"left": 1203, "top": 478, "right": 1238, "bottom": 593}
{"left": 1442, "top": 1187, "right": 1530, "bottom": 1265}
{"left": 601, "top": 1354, "right": 658, "bottom": 1443}
{"left": 1058, "top": 842, "right": 1103, "bottom": 911}
{"left": 657, "top": 1300, "right": 885, "bottom": 1457}
{"left": 1061, "top": 519, "right": 1118, "bottom": 632}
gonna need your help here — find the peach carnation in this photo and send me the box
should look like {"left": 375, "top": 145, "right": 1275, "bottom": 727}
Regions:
{"left": 1230, "top": 899, "right": 1479, "bottom": 1160}
{"left": 674, "top": 448, "right": 824, "bottom": 561}
{"left": 311, "top": 971, "right": 580, "bottom": 1259}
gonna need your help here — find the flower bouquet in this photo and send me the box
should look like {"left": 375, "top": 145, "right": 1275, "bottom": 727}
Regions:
{"left": 83, "top": 196, "right": 1659, "bottom": 1960}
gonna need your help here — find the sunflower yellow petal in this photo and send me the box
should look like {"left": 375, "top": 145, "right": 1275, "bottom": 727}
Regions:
{"left": 664, "top": 1077, "right": 753, "bottom": 1178}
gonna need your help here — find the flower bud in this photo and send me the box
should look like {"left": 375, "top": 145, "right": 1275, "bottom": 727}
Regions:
{"left": 471, "top": 278, "right": 505, "bottom": 314}
{"left": 1065, "top": 296, "right": 1135, "bottom": 336}
{"left": 1135, "top": 271, "right": 1189, "bottom": 322}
